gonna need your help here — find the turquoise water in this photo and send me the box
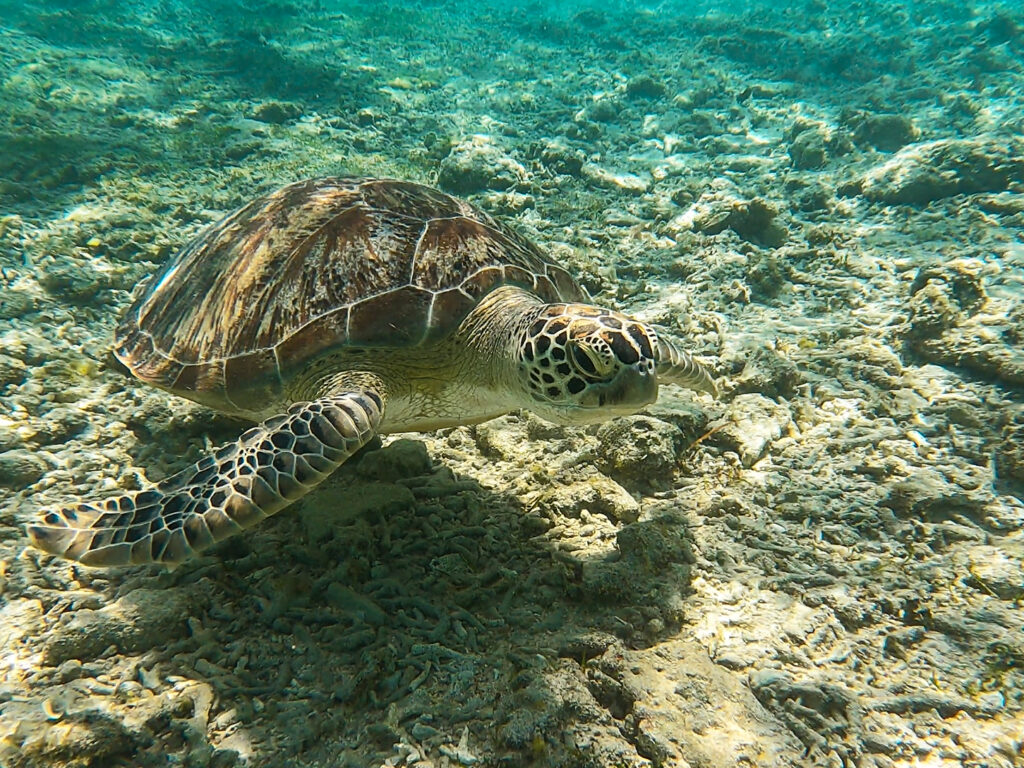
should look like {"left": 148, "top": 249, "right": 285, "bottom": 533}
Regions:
{"left": 0, "top": 1, "right": 1022, "bottom": 766}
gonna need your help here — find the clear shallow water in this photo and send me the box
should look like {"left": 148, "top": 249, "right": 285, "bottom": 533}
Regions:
{"left": 0, "top": 1, "right": 1022, "bottom": 766}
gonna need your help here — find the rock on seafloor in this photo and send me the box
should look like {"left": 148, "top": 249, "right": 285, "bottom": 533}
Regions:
{"left": 42, "top": 588, "right": 201, "bottom": 664}
{"left": 0, "top": 449, "right": 48, "bottom": 488}
{"left": 438, "top": 136, "right": 526, "bottom": 194}
{"left": 710, "top": 394, "right": 792, "bottom": 468}
{"left": 859, "top": 136, "right": 1024, "bottom": 204}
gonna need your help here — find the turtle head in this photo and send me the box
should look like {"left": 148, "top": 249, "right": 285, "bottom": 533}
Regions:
{"left": 517, "top": 304, "right": 660, "bottom": 425}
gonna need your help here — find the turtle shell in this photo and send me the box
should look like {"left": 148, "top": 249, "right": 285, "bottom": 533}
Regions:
{"left": 114, "top": 177, "right": 585, "bottom": 412}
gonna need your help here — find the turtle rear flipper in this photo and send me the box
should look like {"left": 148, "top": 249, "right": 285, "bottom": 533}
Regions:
{"left": 28, "top": 389, "right": 383, "bottom": 567}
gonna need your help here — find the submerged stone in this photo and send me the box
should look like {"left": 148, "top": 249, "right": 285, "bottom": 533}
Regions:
{"left": 42, "top": 588, "right": 198, "bottom": 664}
{"left": 251, "top": 101, "right": 302, "bottom": 124}
{"left": 0, "top": 449, "right": 47, "bottom": 488}
{"left": 625, "top": 74, "right": 667, "bottom": 99}
{"left": 438, "top": 137, "right": 526, "bottom": 194}
{"left": 596, "top": 416, "right": 683, "bottom": 490}
{"left": 710, "top": 394, "right": 792, "bottom": 467}
{"left": 860, "top": 137, "right": 1024, "bottom": 204}
{"left": 849, "top": 112, "right": 920, "bottom": 151}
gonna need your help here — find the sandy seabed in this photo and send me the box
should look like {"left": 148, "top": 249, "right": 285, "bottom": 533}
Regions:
{"left": 1, "top": 1, "right": 1022, "bottom": 766}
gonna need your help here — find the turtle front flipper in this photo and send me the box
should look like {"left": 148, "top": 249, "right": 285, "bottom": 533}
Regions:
{"left": 656, "top": 335, "right": 718, "bottom": 397}
{"left": 28, "top": 389, "right": 384, "bottom": 567}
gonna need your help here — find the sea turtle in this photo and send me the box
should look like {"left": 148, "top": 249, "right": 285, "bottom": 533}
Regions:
{"left": 28, "top": 177, "right": 717, "bottom": 568}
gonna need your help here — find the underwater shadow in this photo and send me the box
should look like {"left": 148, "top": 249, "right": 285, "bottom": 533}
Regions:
{"left": 53, "top": 426, "right": 699, "bottom": 766}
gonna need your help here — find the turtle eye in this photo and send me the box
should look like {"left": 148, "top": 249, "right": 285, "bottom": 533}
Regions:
{"left": 568, "top": 340, "right": 612, "bottom": 378}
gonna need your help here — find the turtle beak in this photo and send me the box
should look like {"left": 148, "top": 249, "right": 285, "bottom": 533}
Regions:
{"left": 580, "top": 364, "right": 658, "bottom": 411}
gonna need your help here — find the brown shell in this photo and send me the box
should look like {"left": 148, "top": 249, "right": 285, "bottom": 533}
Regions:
{"left": 114, "top": 177, "right": 585, "bottom": 409}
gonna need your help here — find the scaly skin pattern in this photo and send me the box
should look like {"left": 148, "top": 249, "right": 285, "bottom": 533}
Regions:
{"left": 28, "top": 390, "right": 383, "bottom": 567}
